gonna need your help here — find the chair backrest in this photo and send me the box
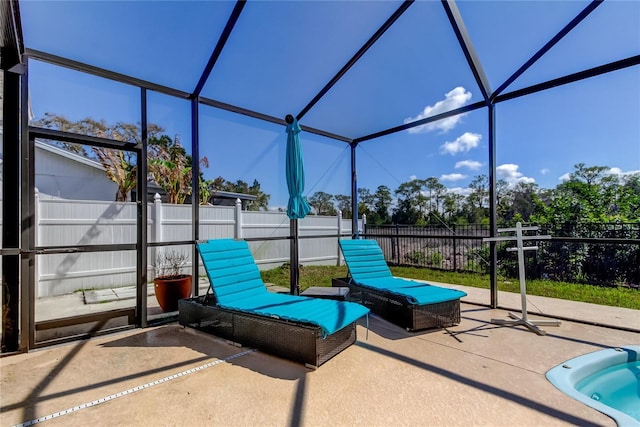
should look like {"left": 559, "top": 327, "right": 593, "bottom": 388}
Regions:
{"left": 339, "top": 239, "right": 393, "bottom": 282}
{"left": 197, "top": 239, "right": 266, "bottom": 305}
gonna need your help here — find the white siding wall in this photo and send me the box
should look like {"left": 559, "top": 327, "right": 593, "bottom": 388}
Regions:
{"left": 35, "top": 145, "right": 118, "bottom": 201}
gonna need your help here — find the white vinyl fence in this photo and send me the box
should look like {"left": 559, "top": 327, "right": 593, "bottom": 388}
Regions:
{"left": 29, "top": 194, "right": 359, "bottom": 297}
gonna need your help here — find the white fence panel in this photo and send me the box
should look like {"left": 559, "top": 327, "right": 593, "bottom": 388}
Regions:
{"left": 242, "top": 210, "right": 290, "bottom": 269}
{"left": 37, "top": 198, "right": 138, "bottom": 246}
{"left": 300, "top": 215, "right": 341, "bottom": 266}
{"left": 199, "top": 205, "right": 237, "bottom": 240}
{"left": 37, "top": 198, "right": 139, "bottom": 297}
{"left": 26, "top": 197, "right": 361, "bottom": 297}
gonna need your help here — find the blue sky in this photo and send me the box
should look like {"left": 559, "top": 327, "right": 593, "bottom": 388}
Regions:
{"left": 21, "top": 0, "right": 640, "bottom": 209}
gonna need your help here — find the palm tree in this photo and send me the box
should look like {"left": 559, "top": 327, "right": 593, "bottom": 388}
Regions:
{"left": 148, "top": 135, "right": 209, "bottom": 204}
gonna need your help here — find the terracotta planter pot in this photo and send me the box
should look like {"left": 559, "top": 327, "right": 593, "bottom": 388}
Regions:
{"left": 154, "top": 274, "right": 192, "bottom": 312}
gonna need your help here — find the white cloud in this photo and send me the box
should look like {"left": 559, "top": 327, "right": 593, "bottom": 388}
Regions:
{"left": 409, "top": 175, "right": 418, "bottom": 181}
{"left": 540, "top": 168, "right": 550, "bottom": 175}
{"left": 607, "top": 167, "right": 640, "bottom": 177}
{"left": 559, "top": 167, "right": 640, "bottom": 182}
{"left": 455, "top": 160, "right": 482, "bottom": 170}
{"left": 440, "top": 132, "right": 482, "bottom": 155}
{"left": 441, "top": 173, "right": 466, "bottom": 182}
{"left": 446, "top": 187, "right": 473, "bottom": 197}
{"left": 405, "top": 87, "right": 472, "bottom": 134}
{"left": 497, "top": 163, "right": 535, "bottom": 186}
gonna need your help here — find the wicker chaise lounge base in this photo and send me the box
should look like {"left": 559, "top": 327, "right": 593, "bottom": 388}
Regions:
{"left": 339, "top": 239, "right": 466, "bottom": 332}
{"left": 179, "top": 239, "right": 368, "bottom": 368}
{"left": 179, "top": 296, "right": 357, "bottom": 368}
{"left": 345, "top": 282, "right": 461, "bottom": 331}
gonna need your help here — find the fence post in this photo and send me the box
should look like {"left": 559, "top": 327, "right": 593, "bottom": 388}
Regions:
{"left": 337, "top": 210, "right": 342, "bottom": 266}
{"left": 395, "top": 223, "right": 400, "bottom": 264}
{"left": 361, "top": 214, "right": 366, "bottom": 237}
{"left": 152, "top": 193, "right": 162, "bottom": 275}
{"left": 235, "top": 198, "right": 242, "bottom": 239}
{"left": 453, "top": 223, "right": 457, "bottom": 271}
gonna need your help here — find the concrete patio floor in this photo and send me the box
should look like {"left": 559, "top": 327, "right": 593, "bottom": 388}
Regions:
{"left": 2, "top": 301, "right": 638, "bottom": 427}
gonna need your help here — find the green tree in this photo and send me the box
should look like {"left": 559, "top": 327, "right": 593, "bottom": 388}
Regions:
{"left": 208, "top": 177, "right": 270, "bottom": 210}
{"left": 394, "top": 179, "right": 425, "bottom": 222}
{"left": 371, "top": 185, "right": 393, "bottom": 224}
{"left": 544, "top": 163, "right": 616, "bottom": 224}
{"left": 148, "top": 135, "right": 210, "bottom": 205}
{"left": 33, "top": 113, "right": 162, "bottom": 201}
{"left": 334, "top": 194, "right": 352, "bottom": 218}
{"left": 424, "top": 177, "right": 445, "bottom": 213}
{"left": 463, "top": 175, "right": 489, "bottom": 223}
{"left": 498, "top": 181, "right": 543, "bottom": 225}
{"left": 442, "top": 192, "right": 465, "bottom": 224}
{"left": 357, "top": 187, "right": 374, "bottom": 220}
{"left": 308, "top": 191, "right": 336, "bottom": 216}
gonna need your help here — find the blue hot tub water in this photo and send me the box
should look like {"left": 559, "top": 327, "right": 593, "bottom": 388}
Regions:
{"left": 546, "top": 346, "right": 640, "bottom": 427}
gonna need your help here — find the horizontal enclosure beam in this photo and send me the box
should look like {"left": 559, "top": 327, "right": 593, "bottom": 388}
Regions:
{"left": 29, "top": 126, "right": 140, "bottom": 151}
{"left": 354, "top": 55, "right": 639, "bottom": 143}
{"left": 491, "top": 0, "right": 603, "bottom": 100}
{"left": 495, "top": 55, "right": 640, "bottom": 103}
{"left": 35, "top": 244, "right": 137, "bottom": 255}
{"left": 354, "top": 101, "right": 486, "bottom": 143}
{"left": 199, "top": 97, "right": 353, "bottom": 143}
{"left": 24, "top": 48, "right": 191, "bottom": 100}
{"left": 24, "top": 49, "right": 354, "bottom": 144}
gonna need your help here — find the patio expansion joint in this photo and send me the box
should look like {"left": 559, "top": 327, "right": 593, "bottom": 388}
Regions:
{"left": 13, "top": 348, "right": 256, "bottom": 427}
{"left": 416, "top": 335, "right": 545, "bottom": 376}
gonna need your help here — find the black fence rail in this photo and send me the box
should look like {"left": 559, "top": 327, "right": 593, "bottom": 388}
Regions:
{"left": 364, "top": 223, "right": 640, "bottom": 288}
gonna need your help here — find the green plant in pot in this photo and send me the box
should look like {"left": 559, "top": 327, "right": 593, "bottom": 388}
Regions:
{"left": 154, "top": 250, "right": 192, "bottom": 312}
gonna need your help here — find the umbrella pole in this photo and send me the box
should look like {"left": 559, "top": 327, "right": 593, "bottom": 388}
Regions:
{"left": 290, "top": 219, "right": 300, "bottom": 295}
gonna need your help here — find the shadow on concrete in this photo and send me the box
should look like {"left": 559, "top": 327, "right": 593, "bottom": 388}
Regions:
{"left": 355, "top": 340, "right": 603, "bottom": 427}
{"left": 100, "top": 325, "right": 309, "bottom": 380}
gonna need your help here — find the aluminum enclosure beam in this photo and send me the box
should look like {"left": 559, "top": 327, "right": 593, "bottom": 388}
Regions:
{"left": 24, "top": 48, "right": 191, "bottom": 100}
{"left": 494, "top": 55, "right": 640, "bottom": 104}
{"left": 191, "top": 99, "right": 201, "bottom": 297}
{"left": 350, "top": 143, "right": 359, "bottom": 238}
{"left": 353, "top": 55, "right": 639, "bottom": 144}
{"left": 1, "top": 43, "right": 22, "bottom": 353}
{"left": 137, "top": 88, "right": 149, "bottom": 327}
{"left": 354, "top": 101, "right": 486, "bottom": 143}
{"left": 297, "top": 0, "right": 414, "bottom": 121}
{"left": 22, "top": 61, "right": 35, "bottom": 350}
{"left": 491, "top": 0, "right": 603, "bottom": 100}
{"left": 441, "top": 0, "right": 492, "bottom": 102}
{"left": 487, "top": 104, "right": 498, "bottom": 308}
{"left": 29, "top": 127, "right": 140, "bottom": 151}
{"left": 199, "top": 96, "right": 353, "bottom": 143}
{"left": 191, "top": 0, "right": 246, "bottom": 98}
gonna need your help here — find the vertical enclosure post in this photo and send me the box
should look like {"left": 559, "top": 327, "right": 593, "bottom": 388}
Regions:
{"left": 488, "top": 103, "right": 498, "bottom": 308}
{"left": 2, "top": 52, "right": 22, "bottom": 352}
{"left": 350, "top": 143, "right": 358, "bottom": 238}
{"left": 191, "top": 98, "right": 200, "bottom": 296}
{"left": 137, "top": 88, "right": 148, "bottom": 327}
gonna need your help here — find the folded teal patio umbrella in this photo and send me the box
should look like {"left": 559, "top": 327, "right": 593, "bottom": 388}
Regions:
{"left": 285, "top": 115, "right": 311, "bottom": 295}
{"left": 286, "top": 116, "right": 311, "bottom": 220}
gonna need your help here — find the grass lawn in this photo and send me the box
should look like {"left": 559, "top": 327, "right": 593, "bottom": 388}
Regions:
{"left": 261, "top": 264, "right": 640, "bottom": 310}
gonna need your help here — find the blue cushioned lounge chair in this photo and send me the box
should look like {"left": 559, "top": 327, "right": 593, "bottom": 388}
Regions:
{"left": 179, "top": 239, "right": 369, "bottom": 368}
{"left": 339, "top": 239, "right": 466, "bottom": 331}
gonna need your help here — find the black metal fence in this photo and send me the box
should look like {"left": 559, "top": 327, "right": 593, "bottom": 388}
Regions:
{"left": 363, "top": 223, "right": 640, "bottom": 288}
